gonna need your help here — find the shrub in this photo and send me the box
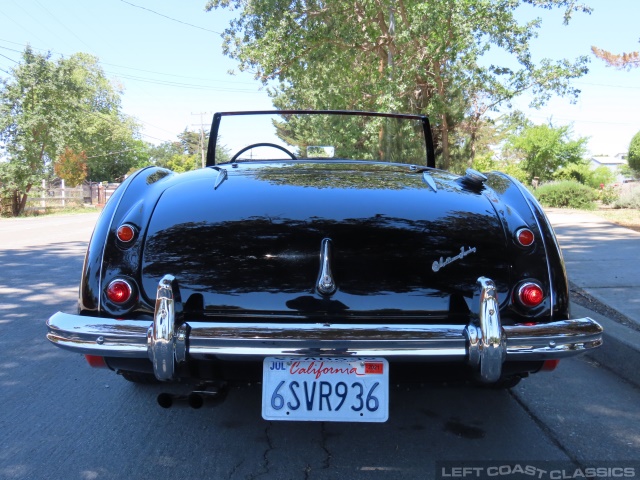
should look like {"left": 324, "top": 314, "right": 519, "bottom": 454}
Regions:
{"left": 534, "top": 181, "right": 597, "bottom": 210}
{"left": 472, "top": 153, "right": 499, "bottom": 173}
{"left": 596, "top": 185, "right": 619, "bottom": 205}
{"left": 588, "top": 166, "right": 617, "bottom": 189}
{"left": 554, "top": 163, "right": 616, "bottom": 188}
{"left": 614, "top": 183, "right": 640, "bottom": 209}
{"left": 629, "top": 131, "right": 640, "bottom": 174}
{"left": 499, "top": 162, "right": 529, "bottom": 184}
{"left": 553, "top": 162, "right": 592, "bottom": 184}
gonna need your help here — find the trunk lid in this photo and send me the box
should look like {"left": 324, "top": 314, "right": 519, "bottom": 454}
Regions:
{"left": 141, "top": 162, "right": 510, "bottom": 323}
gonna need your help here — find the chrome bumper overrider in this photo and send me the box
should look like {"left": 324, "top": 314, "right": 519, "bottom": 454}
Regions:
{"left": 46, "top": 275, "right": 603, "bottom": 383}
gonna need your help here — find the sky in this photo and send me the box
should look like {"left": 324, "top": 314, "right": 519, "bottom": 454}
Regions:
{"left": 1, "top": 0, "right": 639, "bottom": 157}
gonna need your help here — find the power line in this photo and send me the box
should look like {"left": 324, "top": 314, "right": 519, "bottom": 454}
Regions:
{"left": 128, "top": 115, "right": 177, "bottom": 136}
{"left": 0, "top": 52, "right": 18, "bottom": 64}
{"left": 85, "top": 148, "right": 140, "bottom": 159}
{"left": 107, "top": 71, "right": 263, "bottom": 92}
{"left": 98, "top": 61, "right": 257, "bottom": 85}
{"left": 0, "top": 45, "right": 24, "bottom": 54}
{"left": 118, "top": 0, "right": 222, "bottom": 35}
{"left": 575, "top": 81, "right": 640, "bottom": 90}
{"left": 0, "top": 8, "right": 49, "bottom": 47}
{"left": 0, "top": 40, "right": 261, "bottom": 89}
{"left": 33, "top": 0, "right": 96, "bottom": 54}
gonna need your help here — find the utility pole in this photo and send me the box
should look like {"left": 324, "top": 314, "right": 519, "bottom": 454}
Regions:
{"left": 191, "top": 111, "right": 210, "bottom": 168}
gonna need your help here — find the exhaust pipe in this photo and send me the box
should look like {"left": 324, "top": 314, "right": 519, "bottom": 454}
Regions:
{"left": 188, "top": 392, "right": 204, "bottom": 409}
{"left": 158, "top": 382, "right": 228, "bottom": 409}
{"left": 157, "top": 393, "right": 187, "bottom": 409}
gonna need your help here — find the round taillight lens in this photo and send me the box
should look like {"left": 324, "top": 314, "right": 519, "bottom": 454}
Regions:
{"left": 518, "top": 282, "right": 545, "bottom": 307}
{"left": 106, "top": 279, "right": 133, "bottom": 304}
{"left": 117, "top": 224, "right": 136, "bottom": 243}
{"left": 516, "top": 228, "right": 535, "bottom": 247}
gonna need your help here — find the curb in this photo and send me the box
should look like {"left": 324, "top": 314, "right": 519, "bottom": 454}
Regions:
{"left": 573, "top": 303, "right": 640, "bottom": 389}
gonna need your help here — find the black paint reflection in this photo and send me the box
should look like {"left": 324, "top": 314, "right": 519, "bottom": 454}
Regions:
{"left": 146, "top": 169, "right": 171, "bottom": 185}
{"left": 141, "top": 212, "right": 510, "bottom": 318}
{"left": 249, "top": 163, "right": 422, "bottom": 191}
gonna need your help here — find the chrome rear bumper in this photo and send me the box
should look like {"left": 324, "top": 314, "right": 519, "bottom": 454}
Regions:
{"left": 46, "top": 276, "right": 603, "bottom": 383}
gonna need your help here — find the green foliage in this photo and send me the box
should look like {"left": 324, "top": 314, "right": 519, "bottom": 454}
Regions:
{"left": 534, "top": 181, "right": 597, "bottom": 209}
{"left": 553, "top": 162, "right": 615, "bottom": 188}
{"left": 499, "top": 162, "right": 530, "bottom": 185}
{"left": 149, "top": 129, "right": 230, "bottom": 171}
{"left": 618, "top": 164, "right": 638, "bottom": 182}
{"left": 164, "top": 154, "right": 200, "bottom": 173}
{"left": 471, "top": 153, "right": 499, "bottom": 173}
{"left": 148, "top": 141, "right": 184, "bottom": 167}
{"left": 207, "top": 0, "right": 590, "bottom": 170}
{"left": 629, "top": 131, "right": 640, "bottom": 173}
{"left": 272, "top": 113, "right": 426, "bottom": 164}
{"left": 614, "top": 184, "right": 640, "bottom": 209}
{"left": 0, "top": 47, "right": 142, "bottom": 215}
{"left": 588, "top": 166, "right": 617, "bottom": 188}
{"left": 178, "top": 129, "right": 205, "bottom": 156}
{"left": 83, "top": 121, "right": 148, "bottom": 182}
{"left": 503, "top": 123, "right": 588, "bottom": 182}
{"left": 596, "top": 185, "right": 619, "bottom": 206}
{"left": 553, "top": 161, "right": 591, "bottom": 183}
{"left": 471, "top": 151, "right": 529, "bottom": 184}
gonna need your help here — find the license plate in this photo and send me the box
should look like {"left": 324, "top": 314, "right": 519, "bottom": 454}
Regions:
{"left": 262, "top": 357, "right": 389, "bottom": 422}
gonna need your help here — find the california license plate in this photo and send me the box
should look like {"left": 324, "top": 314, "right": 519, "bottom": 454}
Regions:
{"left": 262, "top": 357, "right": 389, "bottom": 422}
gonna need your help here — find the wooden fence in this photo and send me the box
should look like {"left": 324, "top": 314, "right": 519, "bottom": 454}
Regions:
{"left": 24, "top": 180, "right": 121, "bottom": 212}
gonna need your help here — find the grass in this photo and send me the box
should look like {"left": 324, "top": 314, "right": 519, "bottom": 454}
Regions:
{"left": 1, "top": 204, "right": 100, "bottom": 218}
{"left": 590, "top": 206, "right": 640, "bottom": 232}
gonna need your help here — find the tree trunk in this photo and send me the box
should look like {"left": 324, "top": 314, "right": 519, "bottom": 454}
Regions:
{"left": 433, "top": 62, "right": 450, "bottom": 170}
{"left": 440, "top": 115, "right": 450, "bottom": 170}
{"left": 12, "top": 184, "right": 32, "bottom": 216}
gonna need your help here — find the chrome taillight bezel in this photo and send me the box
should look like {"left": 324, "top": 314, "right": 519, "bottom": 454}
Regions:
{"left": 515, "top": 228, "right": 535, "bottom": 247}
{"left": 116, "top": 224, "right": 137, "bottom": 245}
{"left": 106, "top": 279, "right": 134, "bottom": 304}
{"left": 516, "top": 281, "right": 545, "bottom": 308}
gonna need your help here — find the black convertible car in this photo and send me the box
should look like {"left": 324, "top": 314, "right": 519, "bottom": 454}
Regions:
{"left": 47, "top": 111, "right": 602, "bottom": 422}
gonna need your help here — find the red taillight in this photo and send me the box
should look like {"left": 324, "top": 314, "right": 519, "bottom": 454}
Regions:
{"left": 106, "top": 279, "right": 133, "bottom": 304}
{"left": 517, "top": 282, "right": 545, "bottom": 307}
{"left": 117, "top": 224, "right": 136, "bottom": 243}
{"left": 516, "top": 228, "right": 535, "bottom": 247}
{"left": 541, "top": 359, "right": 560, "bottom": 372}
{"left": 85, "top": 355, "right": 108, "bottom": 369}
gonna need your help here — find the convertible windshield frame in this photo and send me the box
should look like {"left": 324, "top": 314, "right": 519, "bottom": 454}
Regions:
{"left": 206, "top": 110, "right": 435, "bottom": 168}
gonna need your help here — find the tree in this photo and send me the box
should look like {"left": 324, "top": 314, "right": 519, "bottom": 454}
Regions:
{"left": 0, "top": 47, "right": 141, "bottom": 215}
{"left": 553, "top": 161, "right": 615, "bottom": 188}
{"left": 591, "top": 44, "right": 640, "bottom": 70}
{"left": 629, "top": 131, "right": 640, "bottom": 174}
{"left": 54, "top": 147, "right": 88, "bottom": 187}
{"left": 206, "top": 0, "right": 591, "bottom": 170}
{"left": 148, "top": 141, "right": 185, "bottom": 167}
{"left": 503, "top": 123, "right": 588, "bottom": 182}
{"left": 149, "top": 129, "right": 230, "bottom": 172}
{"left": 85, "top": 135, "right": 149, "bottom": 182}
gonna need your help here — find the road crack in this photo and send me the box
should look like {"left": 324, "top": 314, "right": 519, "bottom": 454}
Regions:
{"left": 247, "top": 423, "right": 273, "bottom": 480}
{"left": 509, "top": 390, "right": 586, "bottom": 471}
{"left": 320, "top": 422, "right": 332, "bottom": 470}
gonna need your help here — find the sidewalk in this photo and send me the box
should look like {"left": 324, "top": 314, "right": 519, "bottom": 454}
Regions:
{"left": 545, "top": 209, "right": 640, "bottom": 386}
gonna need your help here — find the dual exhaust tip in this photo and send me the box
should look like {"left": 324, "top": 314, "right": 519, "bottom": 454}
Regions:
{"left": 157, "top": 384, "right": 228, "bottom": 410}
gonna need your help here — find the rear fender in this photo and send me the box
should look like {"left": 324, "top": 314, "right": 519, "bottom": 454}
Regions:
{"left": 485, "top": 172, "right": 569, "bottom": 322}
{"left": 79, "top": 167, "right": 175, "bottom": 316}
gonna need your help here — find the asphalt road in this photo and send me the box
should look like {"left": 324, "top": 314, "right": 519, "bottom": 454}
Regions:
{"left": 1, "top": 213, "right": 639, "bottom": 480}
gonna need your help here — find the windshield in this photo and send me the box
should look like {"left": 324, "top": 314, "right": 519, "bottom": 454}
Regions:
{"left": 210, "top": 111, "right": 431, "bottom": 166}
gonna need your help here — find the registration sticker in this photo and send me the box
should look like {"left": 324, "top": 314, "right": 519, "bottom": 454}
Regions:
{"left": 262, "top": 357, "right": 389, "bottom": 422}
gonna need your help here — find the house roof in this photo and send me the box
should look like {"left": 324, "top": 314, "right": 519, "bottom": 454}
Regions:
{"left": 590, "top": 155, "right": 628, "bottom": 166}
